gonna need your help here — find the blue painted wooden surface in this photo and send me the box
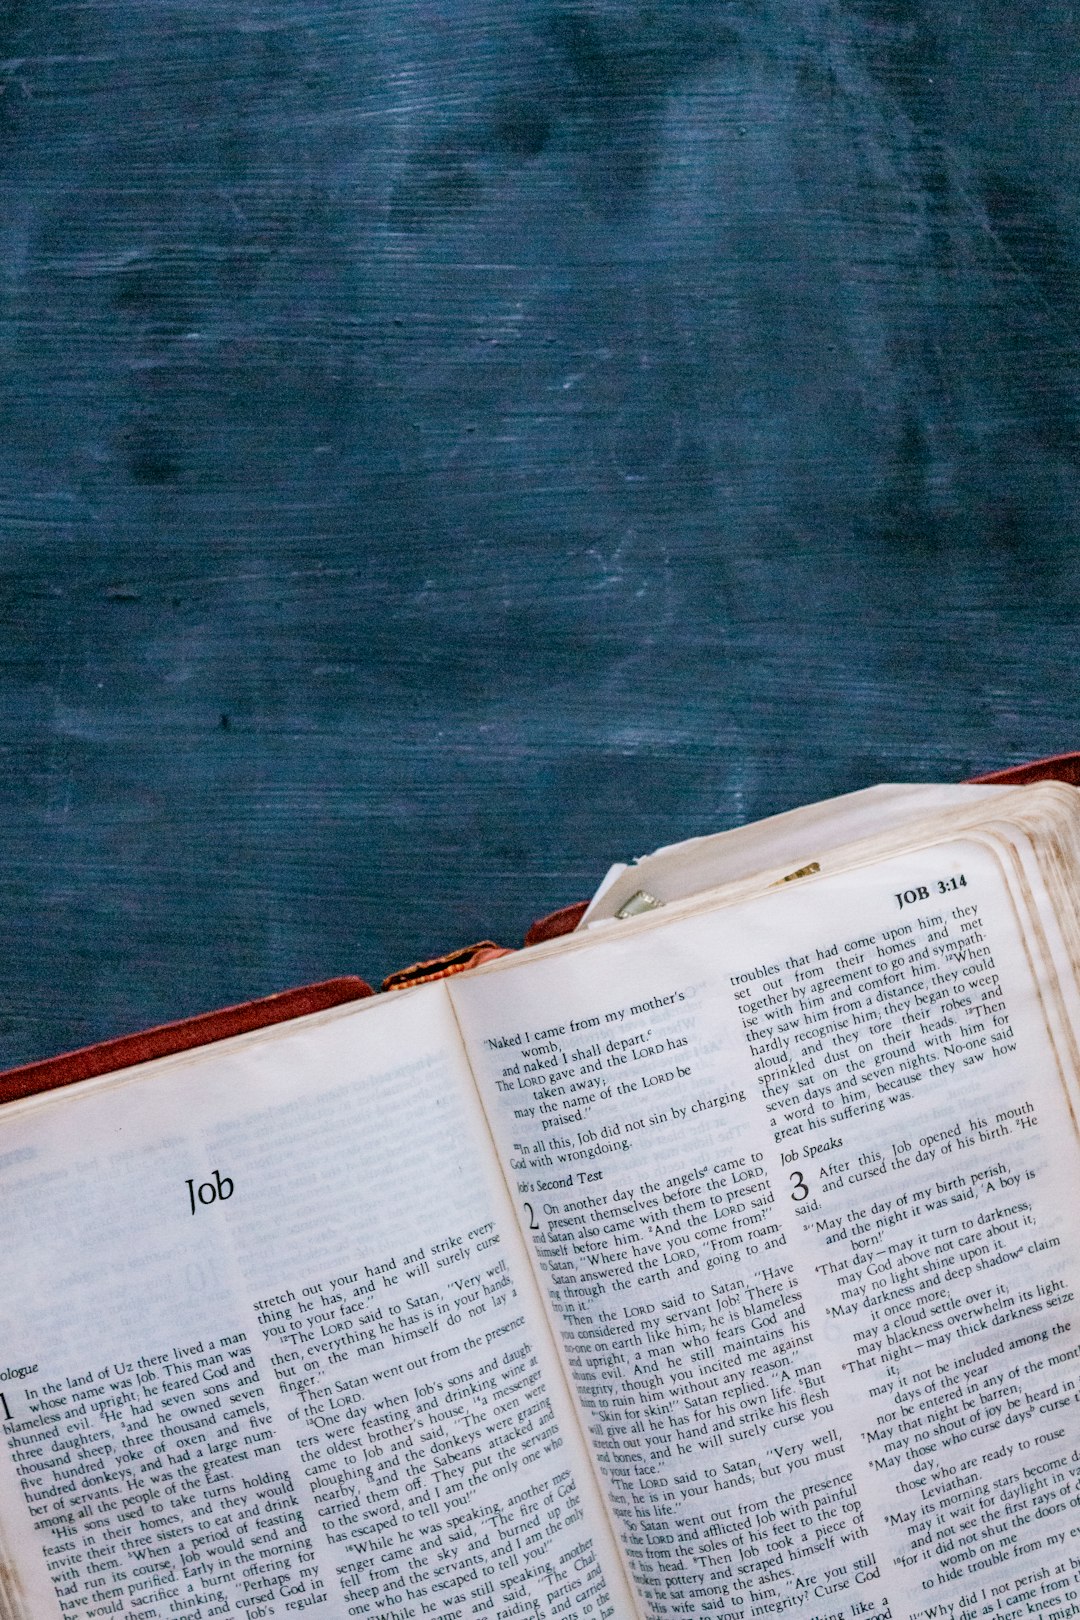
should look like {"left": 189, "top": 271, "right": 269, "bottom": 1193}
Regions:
{"left": 1, "top": 0, "right": 1077, "bottom": 1064}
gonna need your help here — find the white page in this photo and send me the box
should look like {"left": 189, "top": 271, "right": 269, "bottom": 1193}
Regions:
{"left": 453, "top": 838, "right": 1080, "bottom": 1620}
{"left": 0, "top": 986, "right": 636, "bottom": 1620}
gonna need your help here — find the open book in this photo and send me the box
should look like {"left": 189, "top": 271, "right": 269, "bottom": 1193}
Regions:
{"left": 3, "top": 779, "right": 1080, "bottom": 1620}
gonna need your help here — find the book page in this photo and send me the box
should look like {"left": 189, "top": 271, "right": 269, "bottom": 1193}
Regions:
{"left": 452, "top": 839, "right": 1080, "bottom": 1620}
{"left": 0, "top": 986, "right": 636, "bottom": 1620}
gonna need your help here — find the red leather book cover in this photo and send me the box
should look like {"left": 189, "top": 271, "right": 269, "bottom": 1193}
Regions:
{"left": 0, "top": 976, "right": 374, "bottom": 1107}
{"left": 970, "top": 750, "right": 1080, "bottom": 788}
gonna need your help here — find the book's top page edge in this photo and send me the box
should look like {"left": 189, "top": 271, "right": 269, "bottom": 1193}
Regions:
{"left": 582, "top": 782, "right": 1010, "bottom": 924}
{"left": 8, "top": 777, "right": 1078, "bottom": 1117}
{"left": 471, "top": 782, "right": 1080, "bottom": 975}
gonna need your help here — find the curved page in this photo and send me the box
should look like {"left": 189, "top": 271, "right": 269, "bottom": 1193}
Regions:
{"left": 0, "top": 986, "right": 635, "bottom": 1620}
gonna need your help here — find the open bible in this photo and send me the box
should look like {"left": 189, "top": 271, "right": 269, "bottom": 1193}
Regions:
{"left": 3, "top": 779, "right": 1080, "bottom": 1620}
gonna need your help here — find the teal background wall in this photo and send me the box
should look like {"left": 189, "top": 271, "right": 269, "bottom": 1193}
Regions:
{"left": 1, "top": 1, "right": 1077, "bottom": 1063}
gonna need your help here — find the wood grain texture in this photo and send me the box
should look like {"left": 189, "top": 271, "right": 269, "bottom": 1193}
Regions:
{"left": 0, "top": 0, "right": 1078, "bottom": 1064}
